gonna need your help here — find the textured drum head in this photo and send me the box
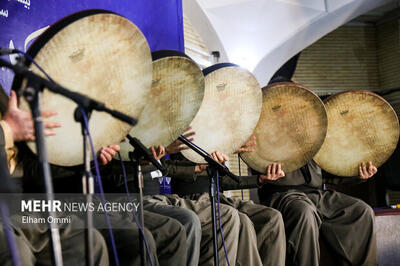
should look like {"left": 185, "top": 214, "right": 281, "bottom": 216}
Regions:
{"left": 15, "top": 11, "right": 152, "bottom": 166}
{"left": 241, "top": 82, "right": 328, "bottom": 173}
{"left": 181, "top": 64, "right": 262, "bottom": 163}
{"left": 314, "top": 90, "right": 399, "bottom": 177}
{"left": 119, "top": 52, "right": 205, "bottom": 160}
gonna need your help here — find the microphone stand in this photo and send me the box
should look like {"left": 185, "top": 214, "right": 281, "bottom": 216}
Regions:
{"left": 0, "top": 56, "right": 138, "bottom": 266}
{"left": 0, "top": 158, "right": 21, "bottom": 266}
{"left": 177, "top": 135, "right": 240, "bottom": 266}
{"left": 74, "top": 107, "right": 95, "bottom": 266}
{"left": 128, "top": 150, "right": 146, "bottom": 266}
{"left": 126, "top": 136, "right": 164, "bottom": 266}
{"left": 23, "top": 77, "right": 63, "bottom": 266}
{"left": 0, "top": 200, "right": 21, "bottom": 266}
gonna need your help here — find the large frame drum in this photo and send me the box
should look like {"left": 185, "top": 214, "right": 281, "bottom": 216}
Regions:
{"left": 119, "top": 50, "right": 205, "bottom": 161}
{"left": 182, "top": 63, "right": 262, "bottom": 163}
{"left": 314, "top": 90, "right": 399, "bottom": 177}
{"left": 241, "top": 82, "right": 328, "bottom": 173}
{"left": 13, "top": 10, "right": 153, "bottom": 166}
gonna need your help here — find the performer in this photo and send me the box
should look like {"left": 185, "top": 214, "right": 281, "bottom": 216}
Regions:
{"left": 250, "top": 52, "right": 378, "bottom": 266}
{"left": 143, "top": 152, "right": 243, "bottom": 266}
{"left": 100, "top": 131, "right": 245, "bottom": 265}
{"left": 100, "top": 144, "right": 201, "bottom": 266}
{"left": 255, "top": 159, "right": 377, "bottom": 266}
{"left": 223, "top": 132, "right": 377, "bottom": 265}
{"left": 20, "top": 142, "right": 187, "bottom": 266}
{"left": 138, "top": 153, "right": 244, "bottom": 266}
{"left": 10, "top": 85, "right": 186, "bottom": 265}
{"left": 0, "top": 90, "right": 109, "bottom": 266}
{"left": 142, "top": 129, "right": 286, "bottom": 266}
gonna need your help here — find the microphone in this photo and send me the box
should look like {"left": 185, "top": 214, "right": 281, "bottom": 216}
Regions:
{"left": 126, "top": 135, "right": 165, "bottom": 172}
{"left": 0, "top": 48, "right": 19, "bottom": 56}
{"left": 178, "top": 135, "right": 241, "bottom": 183}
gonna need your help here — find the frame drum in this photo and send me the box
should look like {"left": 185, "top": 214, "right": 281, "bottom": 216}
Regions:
{"left": 13, "top": 10, "right": 153, "bottom": 166}
{"left": 119, "top": 50, "right": 205, "bottom": 161}
{"left": 314, "top": 90, "right": 399, "bottom": 177}
{"left": 181, "top": 63, "right": 262, "bottom": 163}
{"left": 241, "top": 82, "right": 328, "bottom": 173}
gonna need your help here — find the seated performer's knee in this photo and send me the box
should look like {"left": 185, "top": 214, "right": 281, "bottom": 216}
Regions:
{"left": 218, "top": 204, "right": 241, "bottom": 234}
{"left": 186, "top": 209, "right": 202, "bottom": 238}
{"left": 238, "top": 212, "right": 253, "bottom": 227}
{"left": 171, "top": 219, "right": 186, "bottom": 242}
{"left": 142, "top": 227, "right": 158, "bottom": 264}
{"left": 92, "top": 229, "right": 109, "bottom": 266}
{"left": 354, "top": 200, "right": 375, "bottom": 221}
{"left": 143, "top": 227, "right": 156, "bottom": 249}
{"left": 286, "top": 200, "right": 319, "bottom": 230}
{"left": 269, "top": 208, "right": 285, "bottom": 230}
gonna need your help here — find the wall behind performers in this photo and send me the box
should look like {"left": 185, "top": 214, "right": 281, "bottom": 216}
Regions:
{"left": 293, "top": 25, "right": 379, "bottom": 93}
{"left": 0, "top": 0, "right": 184, "bottom": 94}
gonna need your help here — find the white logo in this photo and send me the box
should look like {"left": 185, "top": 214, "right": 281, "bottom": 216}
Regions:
{"left": 0, "top": 9, "right": 8, "bottom": 18}
{"left": 16, "top": 0, "right": 30, "bottom": 10}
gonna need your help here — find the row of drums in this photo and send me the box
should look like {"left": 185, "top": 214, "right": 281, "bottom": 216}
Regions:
{"left": 13, "top": 10, "right": 399, "bottom": 177}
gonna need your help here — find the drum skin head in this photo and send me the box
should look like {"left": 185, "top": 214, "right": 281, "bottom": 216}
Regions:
{"left": 181, "top": 63, "right": 262, "bottom": 163}
{"left": 119, "top": 51, "right": 205, "bottom": 161}
{"left": 14, "top": 10, "right": 152, "bottom": 166}
{"left": 241, "top": 82, "right": 328, "bottom": 173}
{"left": 314, "top": 90, "right": 399, "bottom": 177}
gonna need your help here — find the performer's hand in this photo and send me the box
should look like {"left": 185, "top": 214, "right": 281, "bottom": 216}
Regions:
{"left": 259, "top": 163, "right": 285, "bottom": 183}
{"left": 3, "top": 90, "right": 61, "bottom": 141}
{"left": 195, "top": 151, "right": 229, "bottom": 173}
{"left": 98, "top": 144, "right": 120, "bottom": 165}
{"left": 165, "top": 126, "right": 195, "bottom": 154}
{"left": 211, "top": 151, "right": 229, "bottom": 164}
{"left": 234, "top": 135, "right": 256, "bottom": 153}
{"left": 359, "top": 161, "right": 377, "bottom": 179}
{"left": 194, "top": 164, "right": 207, "bottom": 173}
{"left": 151, "top": 145, "right": 166, "bottom": 160}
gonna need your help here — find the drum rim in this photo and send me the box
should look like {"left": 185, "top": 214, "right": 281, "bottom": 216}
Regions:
{"left": 324, "top": 89, "right": 398, "bottom": 112}
{"left": 262, "top": 82, "right": 327, "bottom": 113}
{"left": 263, "top": 81, "right": 322, "bottom": 100}
{"left": 151, "top": 50, "right": 202, "bottom": 73}
{"left": 323, "top": 89, "right": 399, "bottom": 131}
{"left": 202, "top": 62, "right": 240, "bottom": 76}
{"left": 151, "top": 53, "right": 204, "bottom": 85}
{"left": 152, "top": 49, "right": 192, "bottom": 61}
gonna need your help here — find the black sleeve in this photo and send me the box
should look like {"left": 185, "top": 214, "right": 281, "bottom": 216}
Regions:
{"left": 322, "top": 169, "right": 367, "bottom": 186}
{"left": 220, "top": 174, "right": 260, "bottom": 190}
